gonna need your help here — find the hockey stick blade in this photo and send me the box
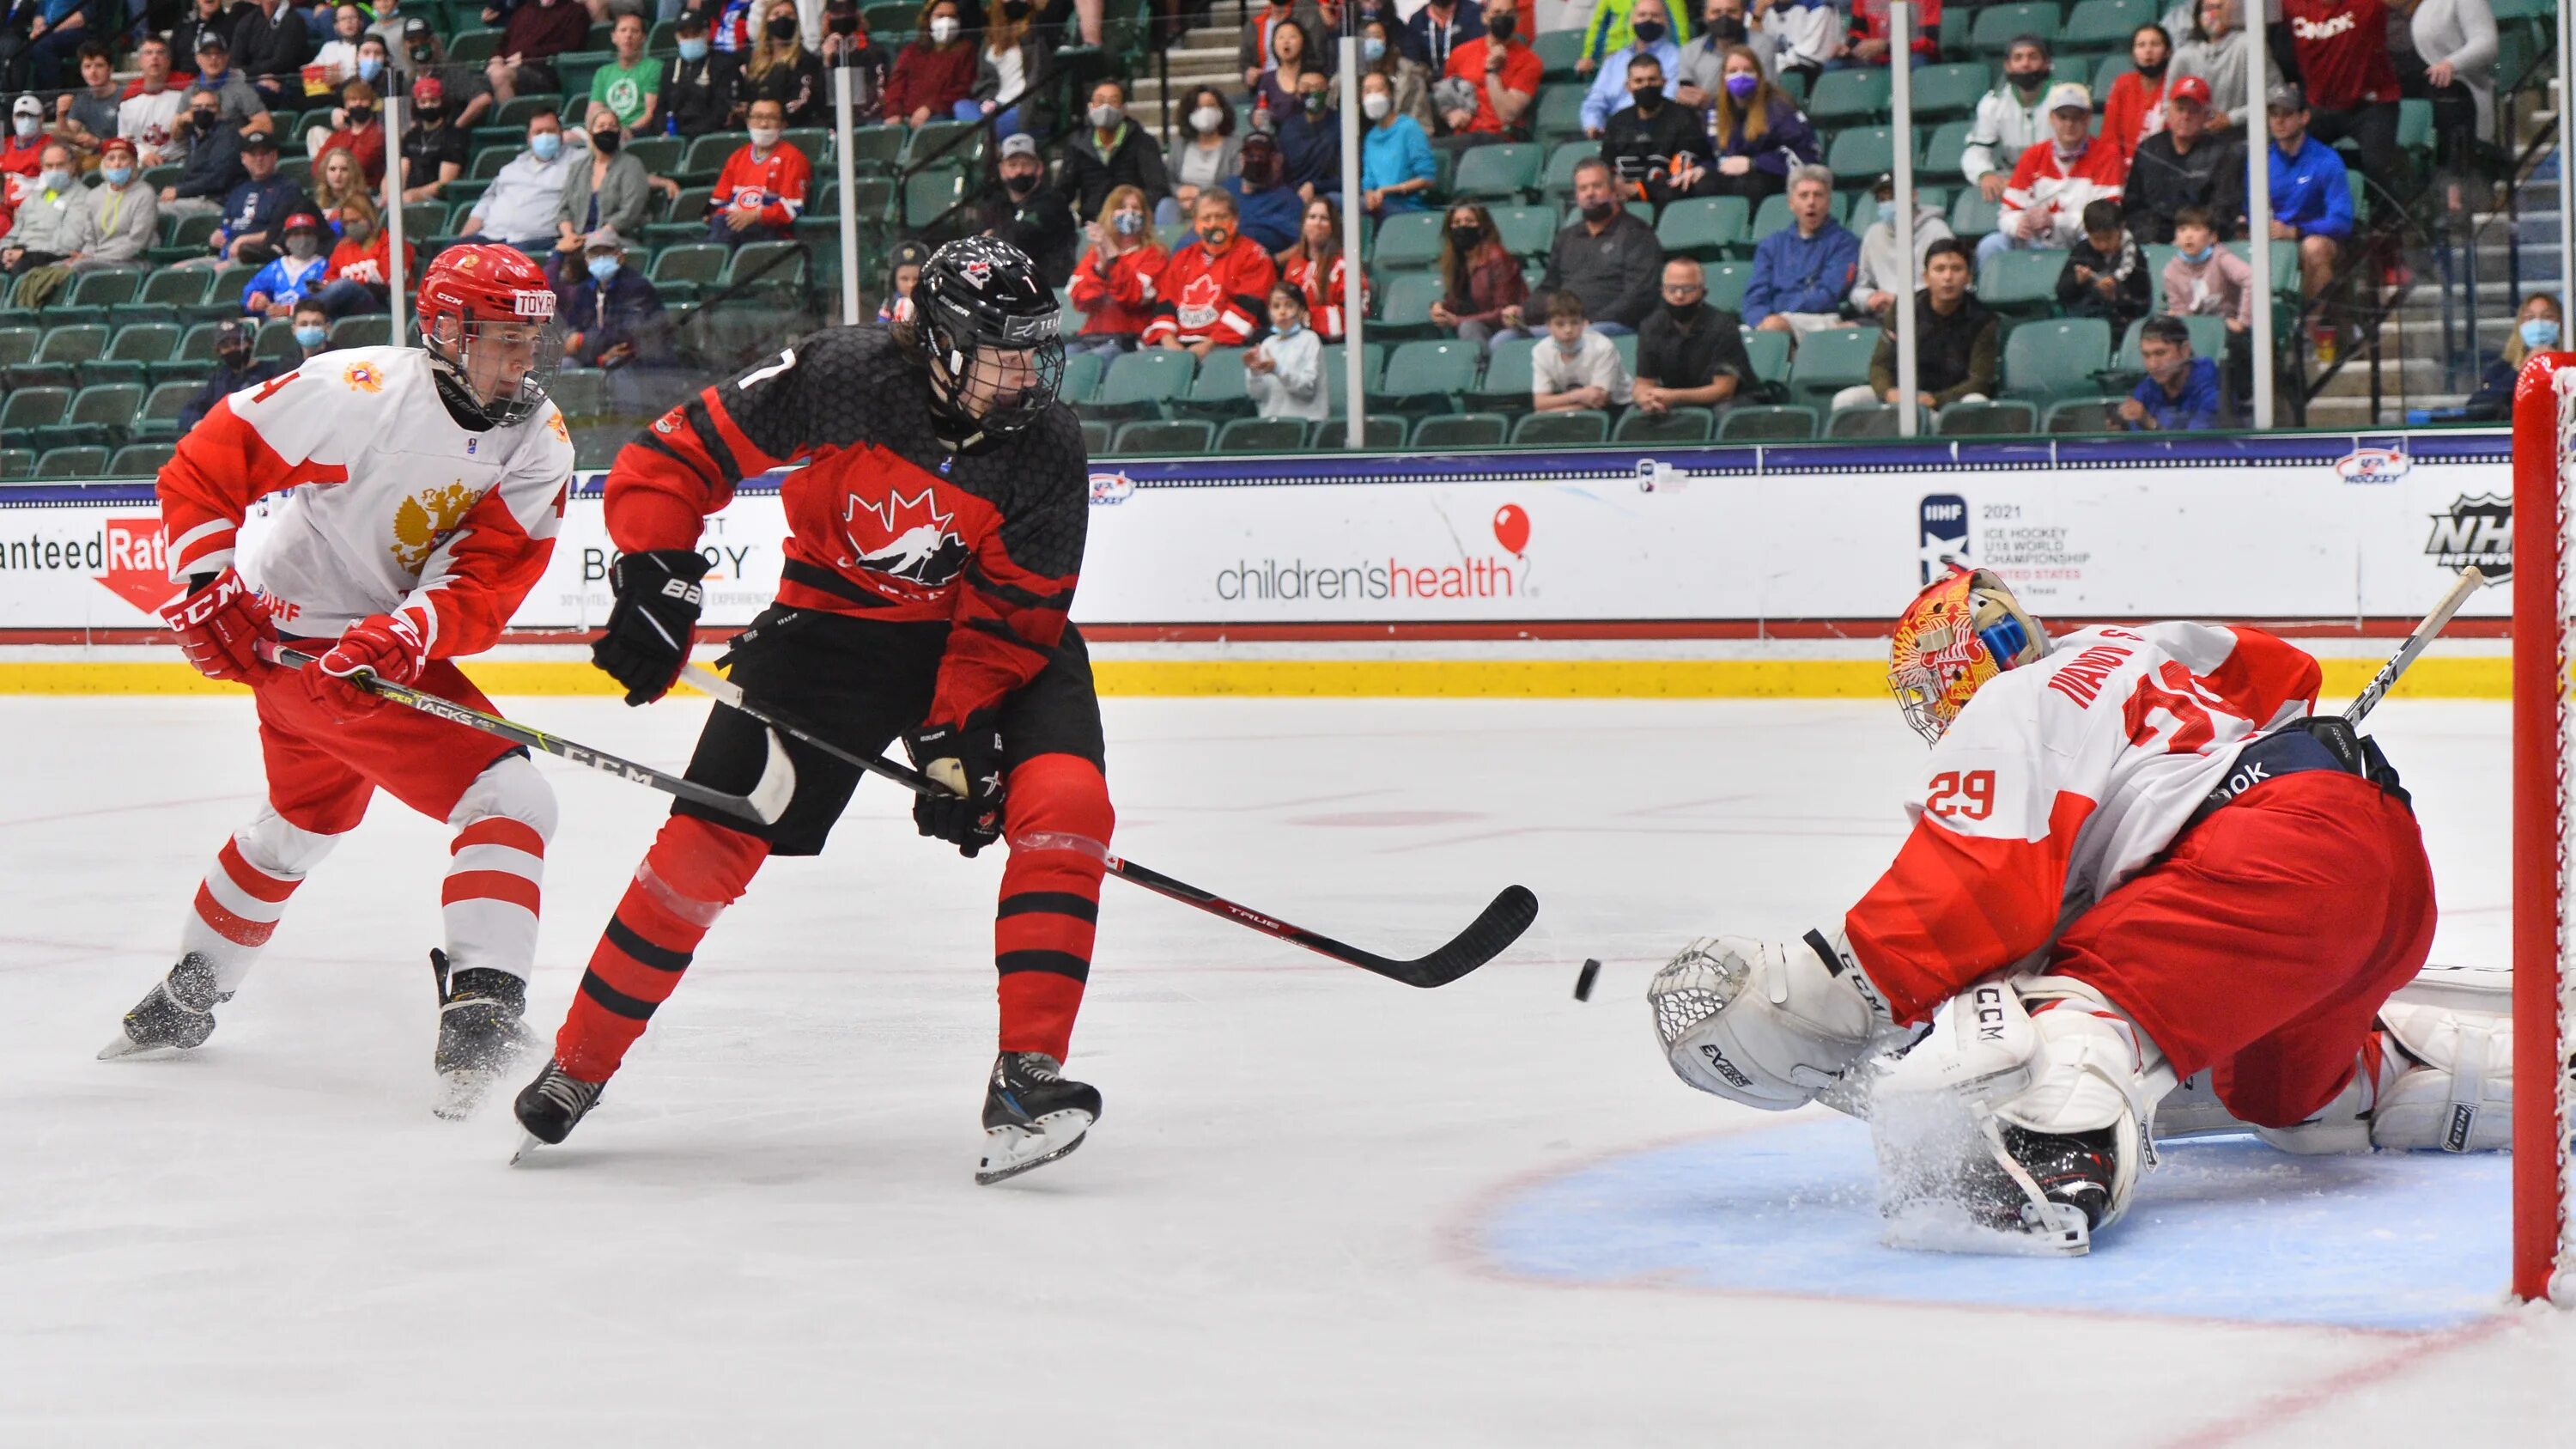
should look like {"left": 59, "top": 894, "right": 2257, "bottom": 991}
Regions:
{"left": 681, "top": 664, "right": 1539, "bottom": 988}
{"left": 2346, "top": 565, "right": 2484, "bottom": 725}
{"left": 255, "top": 642, "right": 794, "bottom": 825}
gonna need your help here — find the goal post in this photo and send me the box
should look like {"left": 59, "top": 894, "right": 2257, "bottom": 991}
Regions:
{"left": 2511, "top": 350, "right": 2576, "bottom": 1305}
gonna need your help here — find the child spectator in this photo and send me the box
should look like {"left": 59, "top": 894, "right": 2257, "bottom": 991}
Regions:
{"left": 2057, "top": 198, "right": 2151, "bottom": 332}
{"left": 2160, "top": 204, "right": 2252, "bottom": 332}
{"left": 1244, "top": 283, "right": 1329, "bottom": 423}
{"left": 1532, "top": 291, "right": 1632, "bottom": 411}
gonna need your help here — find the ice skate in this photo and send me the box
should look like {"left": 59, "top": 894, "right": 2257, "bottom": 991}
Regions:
{"left": 98, "top": 953, "right": 231, "bottom": 1060}
{"left": 431, "top": 949, "right": 538, "bottom": 1121}
{"left": 510, "top": 1059, "right": 606, "bottom": 1163}
{"left": 977, "top": 1051, "right": 1101, "bottom": 1185}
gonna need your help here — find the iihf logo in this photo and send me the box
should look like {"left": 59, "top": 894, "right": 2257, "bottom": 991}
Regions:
{"left": 1918, "top": 494, "right": 1968, "bottom": 585}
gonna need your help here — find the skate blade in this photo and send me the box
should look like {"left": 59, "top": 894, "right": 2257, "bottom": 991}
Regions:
{"left": 508, "top": 1132, "right": 545, "bottom": 1166}
{"left": 433, "top": 1068, "right": 499, "bottom": 1121}
{"left": 975, "top": 1110, "right": 1093, "bottom": 1186}
{"left": 96, "top": 1032, "right": 181, "bottom": 1061}
{"left": 1881, "top": 1199, "right": 2092, "bottom": 1257}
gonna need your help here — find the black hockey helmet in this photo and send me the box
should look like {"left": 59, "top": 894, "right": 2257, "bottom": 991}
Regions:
{"left": 914, "top": 235, "right": 1065, "bottom": 439}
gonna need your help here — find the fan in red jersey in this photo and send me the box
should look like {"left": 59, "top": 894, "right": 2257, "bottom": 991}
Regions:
{"left": 103, "top": 244, "right": 575, "bottom": 1122}
{"left": 1644, "top": 565, "right": 2514, "bottom": 1254}
{"left": 511, "top": 235, "right": 1109, "bottom": 1185}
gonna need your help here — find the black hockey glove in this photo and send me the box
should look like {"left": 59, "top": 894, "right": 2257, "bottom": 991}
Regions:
{"left": 592, "top": 549, "right": 711, "bottom": 706}
{"left": 903, "top": 715, "right": 1007, "bottom": 858}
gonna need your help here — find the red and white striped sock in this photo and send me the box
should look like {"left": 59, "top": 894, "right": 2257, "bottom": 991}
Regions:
{"left": 179, "top": 808, "right": 340, "bottom": 992}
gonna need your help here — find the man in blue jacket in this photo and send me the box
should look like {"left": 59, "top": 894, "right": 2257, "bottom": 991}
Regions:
{"left": 192, "top": 130, "right": 313, "bottom": 268}
{"left": 1742, "top": 163, "right": 1861, "bottom": 336}
{"left": 2263, "top": 82, "right": 2351, "bottom": 302}
{"left": 1579, "top": 0, "right": 1681, "bottom": 135}
{"left": 2120, "top": 315, "right": 2225, "bottom": 431}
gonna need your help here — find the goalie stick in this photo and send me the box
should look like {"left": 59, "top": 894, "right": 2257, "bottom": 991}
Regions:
{"left": 2346, "top": 565, "right": 2486, "bottom": 724}
{"left": 253, "top": 642, "right": 796, "bottom": 826}
{"left": 677, "top": 664, "right": 1537, "bottom": 989}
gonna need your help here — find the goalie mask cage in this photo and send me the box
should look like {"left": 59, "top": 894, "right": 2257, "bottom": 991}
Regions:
{"left": 2512, "top": 351, "right": 2576, "bottom": 1306}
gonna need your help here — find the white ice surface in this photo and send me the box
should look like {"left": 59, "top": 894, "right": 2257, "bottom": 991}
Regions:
{"left": 3, "top": 694, "right": 2571, "bottom": 1446}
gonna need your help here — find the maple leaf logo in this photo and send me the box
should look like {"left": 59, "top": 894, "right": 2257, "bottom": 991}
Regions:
{"left": 391, "top": 481, "right": 477, "bottom": 574}
{"left": 837, "top": 485, "right": 968, "bottom": 588}
{"left": 1177, "top": 271, "right": 1223, "bottom": 328}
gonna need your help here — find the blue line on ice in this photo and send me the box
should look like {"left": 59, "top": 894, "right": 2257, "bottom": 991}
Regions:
{"left": 1478, "top": 1117, "right": 2509, "bottom": 1330}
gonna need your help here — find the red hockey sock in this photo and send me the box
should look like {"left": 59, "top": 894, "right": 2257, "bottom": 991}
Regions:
{"left": 993, "top": 754, "right": 1113, "bottom": 1062}
{"left": 556, "top": 813, "right": 769, "bottom": 1083}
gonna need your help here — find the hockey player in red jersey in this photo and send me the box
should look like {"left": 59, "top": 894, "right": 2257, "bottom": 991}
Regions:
{"left": 103, "top": 245, "right": 576, "bottom": 1120}
{"left": 512, "top": 235, "right": 1110, "bottom": 1184}
{"left": 1647, "top": 565, "right": 2513, "bottom": 1252}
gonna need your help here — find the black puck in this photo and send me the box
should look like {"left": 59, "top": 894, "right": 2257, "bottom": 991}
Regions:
{"left": 1573, "top": 958, "right": 1601, "bottom": 1002}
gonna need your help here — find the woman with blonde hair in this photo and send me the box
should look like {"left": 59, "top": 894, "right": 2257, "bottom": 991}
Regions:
{"left": 1704, "top": 46, "right": 1819, "bottom": 203}
{"left": 309, "top": 147, "right": 370, "bottom": 233}
{"left": 313, "top": 191, "right": 415, "bottom": 318}
{"left": 1067, "top": 183, "right": 1169, "bottom": 357}
{"left": 960, "top": 0, "right": 1054, "bottom": 137}
{"left": 740, "top": 0, "right": 827, "bottom": 125}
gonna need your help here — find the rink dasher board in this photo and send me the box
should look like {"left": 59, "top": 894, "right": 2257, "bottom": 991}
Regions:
{"left": 0, "top": 431, "right": 2514, "bottom": 636}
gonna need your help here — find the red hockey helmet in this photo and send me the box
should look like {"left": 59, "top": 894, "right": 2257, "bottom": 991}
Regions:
{"left": 416, "top": 243, "right": 561, "bottom": 427}
{"left": 1887, "top": 563, "right": 2050, "bottom": 745}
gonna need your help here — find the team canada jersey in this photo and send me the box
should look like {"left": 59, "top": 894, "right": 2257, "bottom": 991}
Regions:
{"left": 157, "top": 346, "right": 574, "bottom": 654}
{"left": 605, "top": 325, "right": 1089, "bottom": 732}
{"left": 1844, "top": 622, "right": 2324, "bottom": 1019}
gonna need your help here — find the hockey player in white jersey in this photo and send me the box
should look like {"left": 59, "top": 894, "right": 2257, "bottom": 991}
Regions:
{"left": 101, "top": 244, "right": 576, "bottom": 1119}
{"left": 1647, "top": 564, "right": 2514, "bottom": 1253}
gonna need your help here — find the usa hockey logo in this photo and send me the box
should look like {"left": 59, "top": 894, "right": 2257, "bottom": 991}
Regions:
{"left": 1089, "top": 470, "right": 1136, "bottom": 506}
{"left": 838, "top": 486, "right": 968, "bottom": 587}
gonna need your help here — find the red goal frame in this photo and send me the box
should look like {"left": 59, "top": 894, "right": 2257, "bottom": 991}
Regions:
{"left": 2512, "top": 350, "right": 2574, "bottom": 1305}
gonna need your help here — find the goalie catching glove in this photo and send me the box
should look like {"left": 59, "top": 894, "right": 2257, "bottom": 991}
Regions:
{"left": 1648, "top": 929, "right": 1918, "bottom": 1113}
{"left": 592, "top": 549, "right": 711, "bottom": 705}
{"left": 904, "top": 715, "right": 1006, "bottom": 857}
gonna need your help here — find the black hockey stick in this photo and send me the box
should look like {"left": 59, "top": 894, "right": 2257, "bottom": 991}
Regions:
{"left": 2345, "top": 565, "right": 2485, "bottom": 725}
{"left": 678, "top": 664, "right": 1536, "bottom": 988}
{"left": 254, "top": 642, "right": 796, "bottom": 825}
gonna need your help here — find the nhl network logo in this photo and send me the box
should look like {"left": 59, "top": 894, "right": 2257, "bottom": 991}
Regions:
{"left": 2425, "top": 493, "right": 2512, "bottom": 581}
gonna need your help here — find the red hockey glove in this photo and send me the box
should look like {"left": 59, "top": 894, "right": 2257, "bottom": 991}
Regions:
{"left": 903, "top": 714, "right": 1007, "bottom": 858}
{"left": 159, "top": 569, "right": 274, "bottom": 683}
{"left": 304, "top": 612, "right": 429, "bottom": 724}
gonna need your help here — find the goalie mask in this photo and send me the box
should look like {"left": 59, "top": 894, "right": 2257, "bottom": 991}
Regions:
{"left": 415, "top": 243, "right": 562, "bottom": 429}
{"left": 914, "top": 235, "right": 1066, "bottom": 442}
{"left": 1888, "top": 563, "right": 2049, "bottom": 745}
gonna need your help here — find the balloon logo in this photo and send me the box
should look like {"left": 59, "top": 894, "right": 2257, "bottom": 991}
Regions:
{"left": 1492, "top": 503, "right": 1530, "bottom": 557}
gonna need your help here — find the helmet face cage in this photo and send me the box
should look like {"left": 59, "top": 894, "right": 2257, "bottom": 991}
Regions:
{"left": 918, "top": 237, "right": 1065, "bottom": 436}
{"left": 1886, "top": 566, "right": 2048, "bottom": 746}
{"left": 425, "top": 312, "right": 564, "bottom": 428}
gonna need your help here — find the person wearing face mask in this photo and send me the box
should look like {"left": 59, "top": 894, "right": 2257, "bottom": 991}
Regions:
{"left": 398, "top": 75, "right": 470, "bottom": 204}
{"left": 1274, "top": 72, "right": 1343, "bottom": 204}
{"left": 313, "top": 192, "right": 413, "bottom": 316}
{"left": 1848, "top": 172, "right": 1952, "bottom": 320}
{"left": 663, "top": 12, "right": 744, "bottom": 137}
{"left": 1062, "top": 80, "right": 1174, "bottom": 221}
{"left": 160, "top": 91, "right": 248, "bottom": 216}
{"left": 1676, "top": 0, "right": 1773, "bottom": 105}
{"left": 1577, "top": 0, "right": 1692, "bottom": 81}
{"left": 2101, "top": 24, "right": 2178, "bottom": 161}
{"left": 463, "top": 109, "right": 585, "bottom": 247}
{"left": 561, "top": 227, "right": 677, "bottom": 417}
{"left": 310, "top": 2, "right": 371, "bottom": 87}
{"left": 185, "top": 33, "right": 281, "bottom": 141}
{"left": 1631, "top": 257, "right": 1754, "bottom": 418}
{"left": 1980, "top": 82, "right": 2130, "bottom": 272}
{"left": 2121, "top": 76, "right": 2245, "bottom": 243}
{"left": 1221, "top": 130, "right": 1303, "bottom": 253}
{"left": 741, "top": 0, "right": 827, "bottom": 125}
{"left": 588, "top": 14, "right": 664, "bottom": 135}
{"left": 1162, "top": 85, "right": 1242, "bottom": 225}
{"left": 2463, "top": 291, "right": 2562, "bottom": 420}
{"left": 705, "top": 97, "right": 811, "bottom": 245}
{"left": 1962, "top": 35, "right": 2057, "bottom": 204}
{"left": 1580, "top": 0, "right": 1681, "bottom": 138}
{"left": 1440, "top": 0, "right": 1538, "bottom": 139}
{"left": 0, "top": 97, "right": 45, "bottom": 180}
{"left": 485, "top": 0, "right": 591, "bottom": 104}
{"left": 1430, "top": 203, "right": 1527, "bottom": 350}
{"left": 959, "top": 0, "right": 1054, "bottom": 137}
{"left": 1601, "top": 54, "right": 1716, "bottom": 204}
{"left": 1355, "top": 19, "right": 1433, "bottom": 131}
{"left": 1839, "top": 0, "right": 1936, "bottom": 70}
{"left": 6, "top": 136, "right": 154, "bottom": 305}
{"left": 1242, "top": 283, "right": 1329, "bottom": 422}
{"left": 286, "top": 296, "right": 334, "bottom": 361}
{"left": 976, "top": 132, "right": 1078, "bottom": 287}
{"left": 1399, "top": 0, "right": 1481, "bottom": 76}
{"left": 557, "top": 109, "right": 653, "bottom": 259}
{"left": 242, "top": 210, "right": 333, "bottom": 317}
{"left": 367, "top": 0, "right": 408, "bottom": 51}
{"left": 310, "top": 77, "right": 386, "bottom": 187}
{"left": 1145, "top": 188, "right": 1278, "bottom": 355}
{"left": 399, "top": 19, "right": 496, "bottom": 130}
{"left": 884, "top": 0, "right": 975, "bottom": 129}
{"left": 2169, "top": 0, "right": 2283, "bottom": 139}
{"left": 1067, "top": 183, "right": 1168, "bottom": 357}
{"left": 1504, "top": 155, "right": 1663, "bottom": 338}
{"left": 1358, "top": 70, "right": 1436, "bottom": 217}
{"left": 176, "top": 319, "right": 283, "bottom": 432}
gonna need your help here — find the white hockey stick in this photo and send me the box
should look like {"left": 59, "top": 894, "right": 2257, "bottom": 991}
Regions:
{"left": 2346, "top": 566, "right": 2486, "bottom": 725}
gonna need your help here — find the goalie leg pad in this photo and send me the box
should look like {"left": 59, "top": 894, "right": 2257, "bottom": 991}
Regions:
{"left": 1647, "top": 930, "right": 1905, "bottom": 1111}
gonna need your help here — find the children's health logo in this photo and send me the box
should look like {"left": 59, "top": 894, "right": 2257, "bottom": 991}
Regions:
{"left": 1213, "top": 505, "right": 1534, "bottom": 605}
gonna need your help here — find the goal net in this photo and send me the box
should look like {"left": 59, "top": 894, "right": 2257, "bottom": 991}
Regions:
{"left": 2512, "top": 351, "right": 2576, "bottom": 1306}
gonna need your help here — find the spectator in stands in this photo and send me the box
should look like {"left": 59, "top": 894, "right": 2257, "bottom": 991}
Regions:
{"left": 2170, "top": 0, "right": 2281, "bottom": 138}
{"left": 1850, "top": 171, "right": 1951, "bottom": 323}
{"left": 308, "top": 143, "right": 366, "bottom": 226}
{"left": 314, "top": 191, "right": 408, "bottom": 315}
{"left": 2122, "top": 75, "right": 2243, "bottom": 241}
{"left": 367, "top": 0, "right": 409, "bottom": 50}
{"left": 1840, "top": 0, "right": 1937, "bottom": 70}
{"left": 1252, "top": 18, "right": 1312, "bottom": 121}
{"left": 125, "top": 39, "right": 188, "bottom": 167}
{"left": 461, "top": 107, "right": 580, "bottom": 247}
{"left": 160, "top": 90, "right": 244, "bottom": 216}
{"left": 13, "top": 0, "right": 111, "bottom": 91}
{"left": 1762, "top": 0, "right": 1843, "bottom": 83}
{"left": 1506, "top": 156, "right": 1662, "bottom": 337}
{"left": 289, "top": 296, "right": 332, "bottom": 362}
{"left": 1359, "top": 70, "right": 1436, "bottom": 217}
{"left": 1431, "top": 200, "right": 1526, "bottom": 350}
{"left": 1145, "top": 187, "right": 1277, "bottom": 355}
{"left": 561, "top": 107, "right": 654, "bottom": 253}
{"left": 488, "top": 0, "right": 590, "bottom": 105}
{"left": 310, "top": 3, "right": 369, "bottom": 87}
{"left": 2406, "top": 0, "right": 2496, "bottom": 180}
{"left": 1962, "top": 35, "right": 2052, "bottom": 205}
{"left": 190, "top": 34, "right": 277, "bottom": 138}
{"left": 2057, "top": 198, "right": 2151, "bottom": 332}
{"left": 1226, "top": 131, "right": 1303, "bottom": 253}
{"left": 1578, "top": 0, "right": 1690, "bottom": 77}
{"left": 1242, "top": 0, "right": 1327, "bottom": 98}
{"left": 1361, "top": 18, "right": 1436, "bottom": 131}
{"left": 173, "top": 0, "right": 241, "bottom": 81}
{"left": 2120, "top": 314, "right": 2223, "bottom": 429}
{"left": 1633, "top": 257, "right": 1752, "bottom": 417}
{"left": 1, "top": 96, "right": 39, "bottom": 176}
{"left": 2161, "top": 204, "right": 2251, "bottom": 327}
{"left": 243, "top": 210, "right": 331, "bottom": 315}
{"left": 1068, "top": 183, "right": 1165, "bottom": 357}
{"left": 1581, "top": 0, "right": 1680, "bottom": 137}
{"left": 1700, "top": 46, "right": 1819, "bottom": 203}
{"left": 962, "top": 0, "right": 1052, "bottom": 137}
{"left": 1279, "top": 196, "right": 1368, "bottom": 340}
{"left": 589, "top": 13, "right": 662, "bottom": 134}
{"left": 64, "top": 137, "right": 155, "bottom": 266}
{"left": 398, "top": 76, "right": 468, "bottom": 204}
{"left": 2263, "top": 82, "right": 2351, "bottom": 300}
{"left": 177, "top": 320, "right": 280, "bottom": 431}
{"left": 308, "top": 78, "right": 384, "bottom": 186}
{"left": 354, "top": 35, "right": 393, "bottom": 90}
{"left": 1401, "top": 0, "right": 1482, "bottom": 77}
{"left": 1439, "top": 0, "right": 1538, "bottom": 141}
{"left": 1165, "top": 83, "right": 1241, "bottom": 224}
{"left": 2463, "top": 290, "right": 2556, "bottom": 420}
{"left": 1277, "top": 70, "right": 1343, "bottom": 202}
{"left": 665, "top": 12, "right": 742, "bottom": 136}
{"left": 2283, "top": 0, "right": 2405, "bottom": 213}
{"left": 1603, "top": 52, "right": 1716, "bottom": 204}
{"left": 1742, "top": 162, "right": 1857, "bottom": 336}
{"left": 1532, "top": 291, "right": 1633, "bottom": 411}
{"left": 562, "top": 227, "right": 677, "bottom": 416}
{"left": 822, "top": 0, "right": 892, "bottom": 94}
{"left": 1678, "top": 0, "right": 1775, "bottom": 105}
{"left": 978, "top": 131, "right": 1077, "bottom": 285}
{"left": 876, "top": 237, "right": 927, "bottom": 324}
{"left": 1980, "top": 82, "right": 2129, "bottom": 270}
{"left": 2, "top": 136, "right": 137, "bottom": 303}
{"left": 52, "top": 43, "right": 120, "bottom": 168}
{"left": 230, "top": 0, "right": 313, "bottom": 107}
{"left": 707, "top": 97, "right": 810, "bottom": 245}
{"left": 744, "top": 0, "right": 826, "bottom": 125}
{"left": 1832, "top": 236, "right": 1996, "bottom": 412}
{"left": 401, "top": 20, "right": 495, "bottom": 130}
{"left": 2101, "top": 24, "right": 2175, "bottom": 160}
{"left": 1244, "top": 282, "right": 1329, "bottom": 422}
{"left": 194, "top": 129, "right": 308, "bottom": 265}
{"left": 1064, "top": 79, "right": 1172, "bottom": 222}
